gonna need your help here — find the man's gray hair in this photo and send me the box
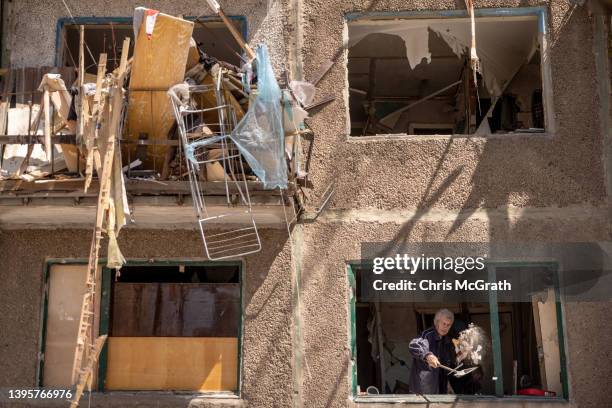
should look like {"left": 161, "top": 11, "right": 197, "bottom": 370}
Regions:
{"left": 434, "top": 308, "right": 454, "bottom": 324}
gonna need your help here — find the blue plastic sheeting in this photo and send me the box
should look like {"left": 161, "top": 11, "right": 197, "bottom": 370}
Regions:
{"left": 230, "top": 45, "right": 287, "bottom": 189}
{"left": 184, "top": 135, "right": 226, "bottom": 167}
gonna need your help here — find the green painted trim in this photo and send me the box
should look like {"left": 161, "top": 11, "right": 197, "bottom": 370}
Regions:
{"left": 347, "top": 264, "right": 358, "bottom": 399}
{"left": 347, "top": 259, "right": 568, "bottom": 400}
{"left": 488, "top": 265, "right": 504, "bottom": 397}
{"left": 39, "top": 258, "right": 243, "bottom": 394}
{"left": 97, "top": 267, "right": 112, "bottom": 391}
{"left": 554, "top": 277, "right": 569, "bottom": 399}
{"left": 237, "top": 261, "right": 244, "bottom": 395}
{"left": 37, "top": 261, "right": 52, "bottom": 387}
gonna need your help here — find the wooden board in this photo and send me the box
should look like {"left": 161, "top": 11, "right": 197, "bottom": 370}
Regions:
{"left": 533, "top": 289, "right": 562, "bottom": 395}
{"left": 125, "top": 12, "right": 193, "bottom": 170}
{"left": 105, "top": 337, "right": 238, "bottom": 391}
{"left": 42, "top": 264, "right": 101, "bottom": 387}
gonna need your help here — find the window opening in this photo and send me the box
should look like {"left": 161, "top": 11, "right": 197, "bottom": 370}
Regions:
{"left": 104, "top": 264, "right": 241, "bottom": 391}
{"left": 347, "top": 15, "right": 544, "bottom": 136}
{"left": 349, "top": 265, "right": 564, "bottom": 398}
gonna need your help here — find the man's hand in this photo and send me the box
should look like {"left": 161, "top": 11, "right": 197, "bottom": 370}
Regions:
{"left": 425, "top": 354, "right": 440, "bottom": 368}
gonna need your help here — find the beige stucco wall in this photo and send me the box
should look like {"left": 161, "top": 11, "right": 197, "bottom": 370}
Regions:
{"left": 0, "top": 229, "right": 294, "bottom": 408}
{"left": 301, "top": 1, "right": 607, "bottom": 213}
{"left": 2, "top": 0, "right": 290, "bottom": 72}
{"left": 299, "top": 215, "right": 612, "bottom": 408}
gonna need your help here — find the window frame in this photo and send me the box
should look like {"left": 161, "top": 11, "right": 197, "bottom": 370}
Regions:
{"left": 346, "top": 260, "right": 569, "bottom": 403}
{"left": 54, "top": 15, "right": 249, "bottom": 67}
{"left": 38, "top": 258, "right": 245, "bottom": 397}
{"left": 344, "top": 7, "right": 555, "bottom": 139}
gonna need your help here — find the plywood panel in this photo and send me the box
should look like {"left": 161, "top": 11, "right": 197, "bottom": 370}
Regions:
{"left": 43, "top": 264, "right": 101, "bottom": 387}
{"left": 105, "top": 337, "right": 238, "bottom": 391}
{"left": 534, "top": 289, "right": 562, "bottom": 395}
{"left": 125, "top": 12, "right": 193, "bottom": 169}
{"left": 111, "top": 283, "right": 239, "bottom": 337}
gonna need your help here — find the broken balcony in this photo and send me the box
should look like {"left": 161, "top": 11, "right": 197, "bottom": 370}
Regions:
{"left": 0, "top": 20, "right": 300, "bottom": 231}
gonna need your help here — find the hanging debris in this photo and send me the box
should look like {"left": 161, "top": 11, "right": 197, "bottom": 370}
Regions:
{"left": 454, "top": 323, "right": 488, "bottom": 365}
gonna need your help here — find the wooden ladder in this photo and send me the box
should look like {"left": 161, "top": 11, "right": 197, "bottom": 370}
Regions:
{"left": 70, "top": 37, "right": 130, "bottom": 407}
{"left": 70, "top": 51, "right": 110, "bottom": 386}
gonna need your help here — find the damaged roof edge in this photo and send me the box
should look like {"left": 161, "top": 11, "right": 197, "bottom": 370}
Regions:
{"left": 345, "top": 6, "right": 547, "bottom": 34}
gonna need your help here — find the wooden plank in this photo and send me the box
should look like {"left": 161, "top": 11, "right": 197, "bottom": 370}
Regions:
{"left": 125, "top": 12, "right": 193, "bottom": 170}
{"left": 111, "top": 283, "right": 239, "bottom": 337}
{"left": 0, "top": 134, "right": 76, "bottom": 144}
{"left": 534, "top": 289, "right": 562, "bottom": 395}
{"left": 72, "top": 44, "right": 120, "bottom": 386}
{"left": 105, "top": 337, "right": 238, "bottom": 391}
{"left": 15, "top": 67, "right": 25, "bottom": 105}
{"left": 69, "top": 335, "right": 107, "bottom": 408}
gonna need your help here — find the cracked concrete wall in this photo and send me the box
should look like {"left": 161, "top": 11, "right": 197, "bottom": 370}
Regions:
{"left": 0, "top": 229, "right": 293, "bottom": 408}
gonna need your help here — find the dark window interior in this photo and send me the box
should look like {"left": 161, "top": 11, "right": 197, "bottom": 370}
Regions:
{"left": 348, "top": 16, "right": 544, "bottom": 136}
{"left": 62, "top": 19, "right": 245, "bottom": 74}
{"left": 353, "top": 266, "right": 556, "bottom": 397}
{"left": 109, "top": 264, "right": 240, "bottom": 338}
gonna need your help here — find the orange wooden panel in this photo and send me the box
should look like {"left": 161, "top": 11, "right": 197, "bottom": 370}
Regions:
{"left": 105, "top": 337, "right": 238, "bottom": 391}
{"left": 125, "top": 12, "right": 193, "bottom": 169}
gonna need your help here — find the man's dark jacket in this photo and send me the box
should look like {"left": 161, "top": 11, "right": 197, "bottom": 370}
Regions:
{"left": 408, "top": 327, "right": 455, "bottom": 394}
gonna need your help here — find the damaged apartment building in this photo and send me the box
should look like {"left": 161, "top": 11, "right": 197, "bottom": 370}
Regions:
{"left": 0, "top": 0, "right": 611, "bottom": 407}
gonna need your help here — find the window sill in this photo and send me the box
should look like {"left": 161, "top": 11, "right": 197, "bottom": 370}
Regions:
{"left": 98, "top": 391, "right": 240, "bottom": 397}
{"left": 353, "top": 394, "right": 569, "bottom": 404}
{"left": 346, "top": 132, "right": 554, "bottom": 142}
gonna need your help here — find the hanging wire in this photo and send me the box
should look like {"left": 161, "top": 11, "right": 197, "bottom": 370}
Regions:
{"left": 60, "top": 0, "right": 97, "bottom": 63}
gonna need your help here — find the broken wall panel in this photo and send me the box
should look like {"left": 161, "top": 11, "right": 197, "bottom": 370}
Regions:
{"left": 110, "top": 283, "right": 240, "bottom": 337}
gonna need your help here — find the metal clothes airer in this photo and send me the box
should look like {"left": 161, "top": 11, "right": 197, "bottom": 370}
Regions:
{"left": 168, "top": 71, "right": 261, "bottom": 260}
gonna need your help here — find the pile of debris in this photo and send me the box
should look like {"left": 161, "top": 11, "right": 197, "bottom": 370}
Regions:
{"left": 2, "top": 3, "right": 328, "bottom": 407}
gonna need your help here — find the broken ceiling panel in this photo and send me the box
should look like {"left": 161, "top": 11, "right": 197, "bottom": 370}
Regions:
{"left": 348, "top": 16, "right": 540, "bottom": 97}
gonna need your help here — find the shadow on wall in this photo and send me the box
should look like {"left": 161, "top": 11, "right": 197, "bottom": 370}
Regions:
{"left": 339, "top": 5, "right": 604, "bottom": 248}
{"left": 240, "top": 229, "right": 294, "bottom": 406}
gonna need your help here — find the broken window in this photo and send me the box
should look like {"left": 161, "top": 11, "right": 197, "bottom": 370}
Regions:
{"left": 60, "top": 19, "right": 246, "bottom": 73}
{"left": 41, "top": 261, "right": 242, "bottom": 393}
{"left": 348, "top": 264, "right": 567, "bottom": 399}
{"left": 347, "top": 13, "right": 547, "bottom": 136}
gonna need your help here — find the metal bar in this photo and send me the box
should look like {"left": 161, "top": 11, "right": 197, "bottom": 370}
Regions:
{"left": 0, "top": 134, "right": 77, "bottom": 144}
{"left": 118, "top": 139, "right": 180, "bottom": 146}
{"left": 379, "top": 80, "right": 461, "bottom": 124}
